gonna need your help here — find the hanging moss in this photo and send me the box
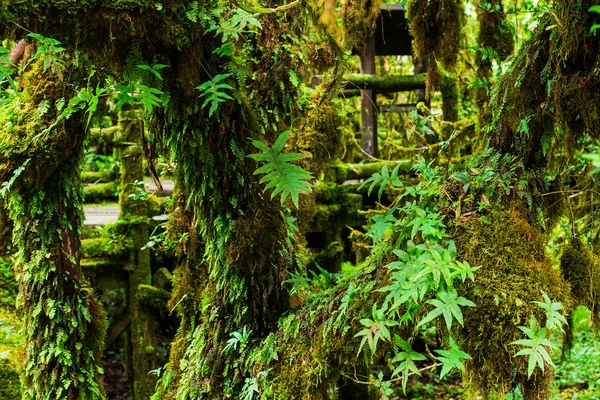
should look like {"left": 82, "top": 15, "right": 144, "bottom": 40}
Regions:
{"left": 294, "top": 100, "right": 345, "bottom": 174}
{"left": 560, "top": 238, "right": 600, "bottom": 325}
{"left": 476, "top": 0, "right": 514, "bottom": 72}
{"left": 487, "top": 1, "right": 600, "bottom": 166}
{"left": 406, "top": 0, "right": 464, "bottom": 95}
{"left": 454, "top": 207, "right": 572, "bottom": 399}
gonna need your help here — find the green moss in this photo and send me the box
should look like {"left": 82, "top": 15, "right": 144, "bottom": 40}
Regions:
{"left": 87, "top": 125, "right": 122, "bottom": 155}
{"left": 407, "top": 0, "right": 464, "bottom": 68}
{"left": 294, "top": 101, "right": 345, "bottom": 174}
{"left": 81, "top": 237, "right": 131, "bottom": 258}
{"left": 0, "top": 258, "right": 17, "bottom": 308}
{"left": 136, "top": 284, "right": 171, "bottom": 312}
{"left": 0, "top": 359, "right": 21, "bottom": 400}
{"left": 81, "top": 171, "right": 117, "bottom": 184}
{"left": 455, "top": 207, "right": 572, "bottom": 398}
{"left": 560, "top": 239, "right": 600, "bottom": 325}
{"left": 83, "top": 181, "right": 119, "bottom": 203}
{"left": 441, "top": 75, "right": 459, "bottom": 122}
{"left": 476, "top": 0, "right": 514, "bottom": 73}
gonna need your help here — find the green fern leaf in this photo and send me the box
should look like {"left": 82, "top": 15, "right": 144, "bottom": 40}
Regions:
{"left": 248, "top": 131, "right": 313, "bottom": 208}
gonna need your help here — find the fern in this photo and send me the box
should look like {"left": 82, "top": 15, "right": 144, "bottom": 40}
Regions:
{"left": 248, "top": 131, "right": 313, "bottom": 208}
{"left": 196, "top": 73, "right": 235, "bottom": 117}
{"left": 511, "top": 316, "right": 556, "bottom": 378}
{"left": 358, "top": 164, "right": 404, "bottom": 201}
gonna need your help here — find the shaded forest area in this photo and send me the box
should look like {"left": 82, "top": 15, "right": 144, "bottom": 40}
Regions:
{"left": 1, "top": 0, "right": 600, "bottom": 399}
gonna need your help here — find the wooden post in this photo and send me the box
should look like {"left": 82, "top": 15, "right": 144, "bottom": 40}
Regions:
{"left": 360, "top": 35, "right": 378, "bottom": 160}
{"left": 118, "top": 108, "right": 157, "bottom": 400}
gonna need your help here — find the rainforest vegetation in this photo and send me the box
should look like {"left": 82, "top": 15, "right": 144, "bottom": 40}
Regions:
{"left": 1, "top": 0, "right": 600, "bottom": 399}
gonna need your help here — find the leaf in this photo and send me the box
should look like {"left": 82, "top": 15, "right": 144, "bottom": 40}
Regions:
{"left": 417, "top": 289, "right": 475, "bottom": 330}
{"left": 531, "top": 292, "right": 567, "bottom": 332}
{"left": 391, "top": 338, "right": 427, "bottom": 392}
{"left": 367, "top": 207, "right": 398, "bottom": 243}
{"left": 196, "top": 74, "right": 235, "bottom": 117}
{"left": 358, "top": 164, "right": 404, "bottom": 201}
{"left": 248, "top": 131, "right": 313, "bottom": 208}
{"left": 510, "top": 317, "right": 557, "bottom": 378}
{"left": 434, "top": 337, "right": 471, "bottom": 378}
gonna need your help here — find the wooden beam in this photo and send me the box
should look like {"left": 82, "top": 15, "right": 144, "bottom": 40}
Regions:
{"left": 378, "top": 104, "right": 417, "bottom": 114}
{"left": 344, "top": 73, "right": 426, "bottom": 93}
{"left": 311, "top": 74, "right": 427, "bottom": 94}
{"left": 360, "top": 35, "right": 378, "bottom": 160}
{"left": 105, "top": 307, "right": 131, "bottom": 349}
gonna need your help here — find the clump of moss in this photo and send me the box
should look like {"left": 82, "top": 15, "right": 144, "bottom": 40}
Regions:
{"left": 454, "top": 207, "right": 572, "bottom": 398}
{"left": 340, "top": 0, "right": 380, "bottom": 49}
{"left": 295, "top": 101, "right": 345, "bottom": 174}
{"left": 136, "top": 284, "right": 171, "bottom": 313}
{"left": 407, "top": 0, "right": 464, "bottom": 67}
{"left": 0, "top": 258, "right": 18, "bottom": 309}
{"left": 476, "top": 0, "right": 514, "bottom": 73}
{"left": 560, "top": 238, "right": 600, "bottom": 325}
{"left": 0, "top": 359, "right": 20, "bottom": 400}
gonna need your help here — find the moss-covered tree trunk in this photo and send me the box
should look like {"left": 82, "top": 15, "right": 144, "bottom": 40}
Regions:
{"left": 0, "top": 62, "right": 107, "bottom": 399}
{"left": 117, "top": 108, "right": 157, "bottom": 399}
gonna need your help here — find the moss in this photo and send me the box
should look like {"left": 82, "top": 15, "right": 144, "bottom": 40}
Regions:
{"left": 87, "top": 125, "right": 122, "bottom": 155}
{"left": 116, "top": 107, "right": 158, "bottom": 399}
{"left": 454, "top": 207, "right": 572, "bottom": 398}
{"left": 0, "top": 359, "right": 21, "bottom": 400}
{"left": 83, "top": 181, "right": 119, "bottom": 203}
{"left": 81, "top": 237, "right": 131, "bottom": 258}
{"left": 441, "top": 75, "right": 459, "bottom": 122}
{"left": 407, "top": 0, "right": 464, "bottom": 71}
{"left": 0, "top": 205, "right": 11, "bottom": 253}
{"left": 560, "top": 239, "right": 600, "bottom": 325}
{"left": 294, "top": 101, "right": 345, "bottom": 174}
{"left": 153, "top": 267, "right": 173, "bottom": 291}
{"left": 0, "top": 258, "right": 18, "bottom": 308}
{"left": 340, "top": 0, "right": 380, "bottom": 50}
{"left": 476, "top": 0, "right": 514, "bottom": 72}
{"left": 81, "top": 171, "right": 117, "bottom": 184}
{"left": 136, "top": 284, "right": 171, "bottom": 312}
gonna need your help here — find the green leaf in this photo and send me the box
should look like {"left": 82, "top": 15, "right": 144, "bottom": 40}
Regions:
{"left": 531, "top": 292, "right": 567, "bottom": 332}
{"left": 417, "top": 289, "right": 475, "bottom": 330}
{"left": 510, "top": 316, "right": 557, "bottom": 378}
{"left": 358, "top": 163, "right": 404, "bottom": 201}
{"left": 248, "top": 131, "right": 313, "bottom": 208}
{"left": 367, "top": 207, "right": 398, "bottom": 243}
{"left": 434, "top": 337, "right": 471, "bottom": 378}
{"left": 391, "top": 338, "right": 427, "bottom": 392}
{"left": 196, "top": 74, "right": 235, "bottom": 117}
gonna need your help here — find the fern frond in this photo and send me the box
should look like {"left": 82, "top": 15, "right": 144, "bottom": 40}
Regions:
{"left": 248, "top": 131, "right": 313, "bottom": 208}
